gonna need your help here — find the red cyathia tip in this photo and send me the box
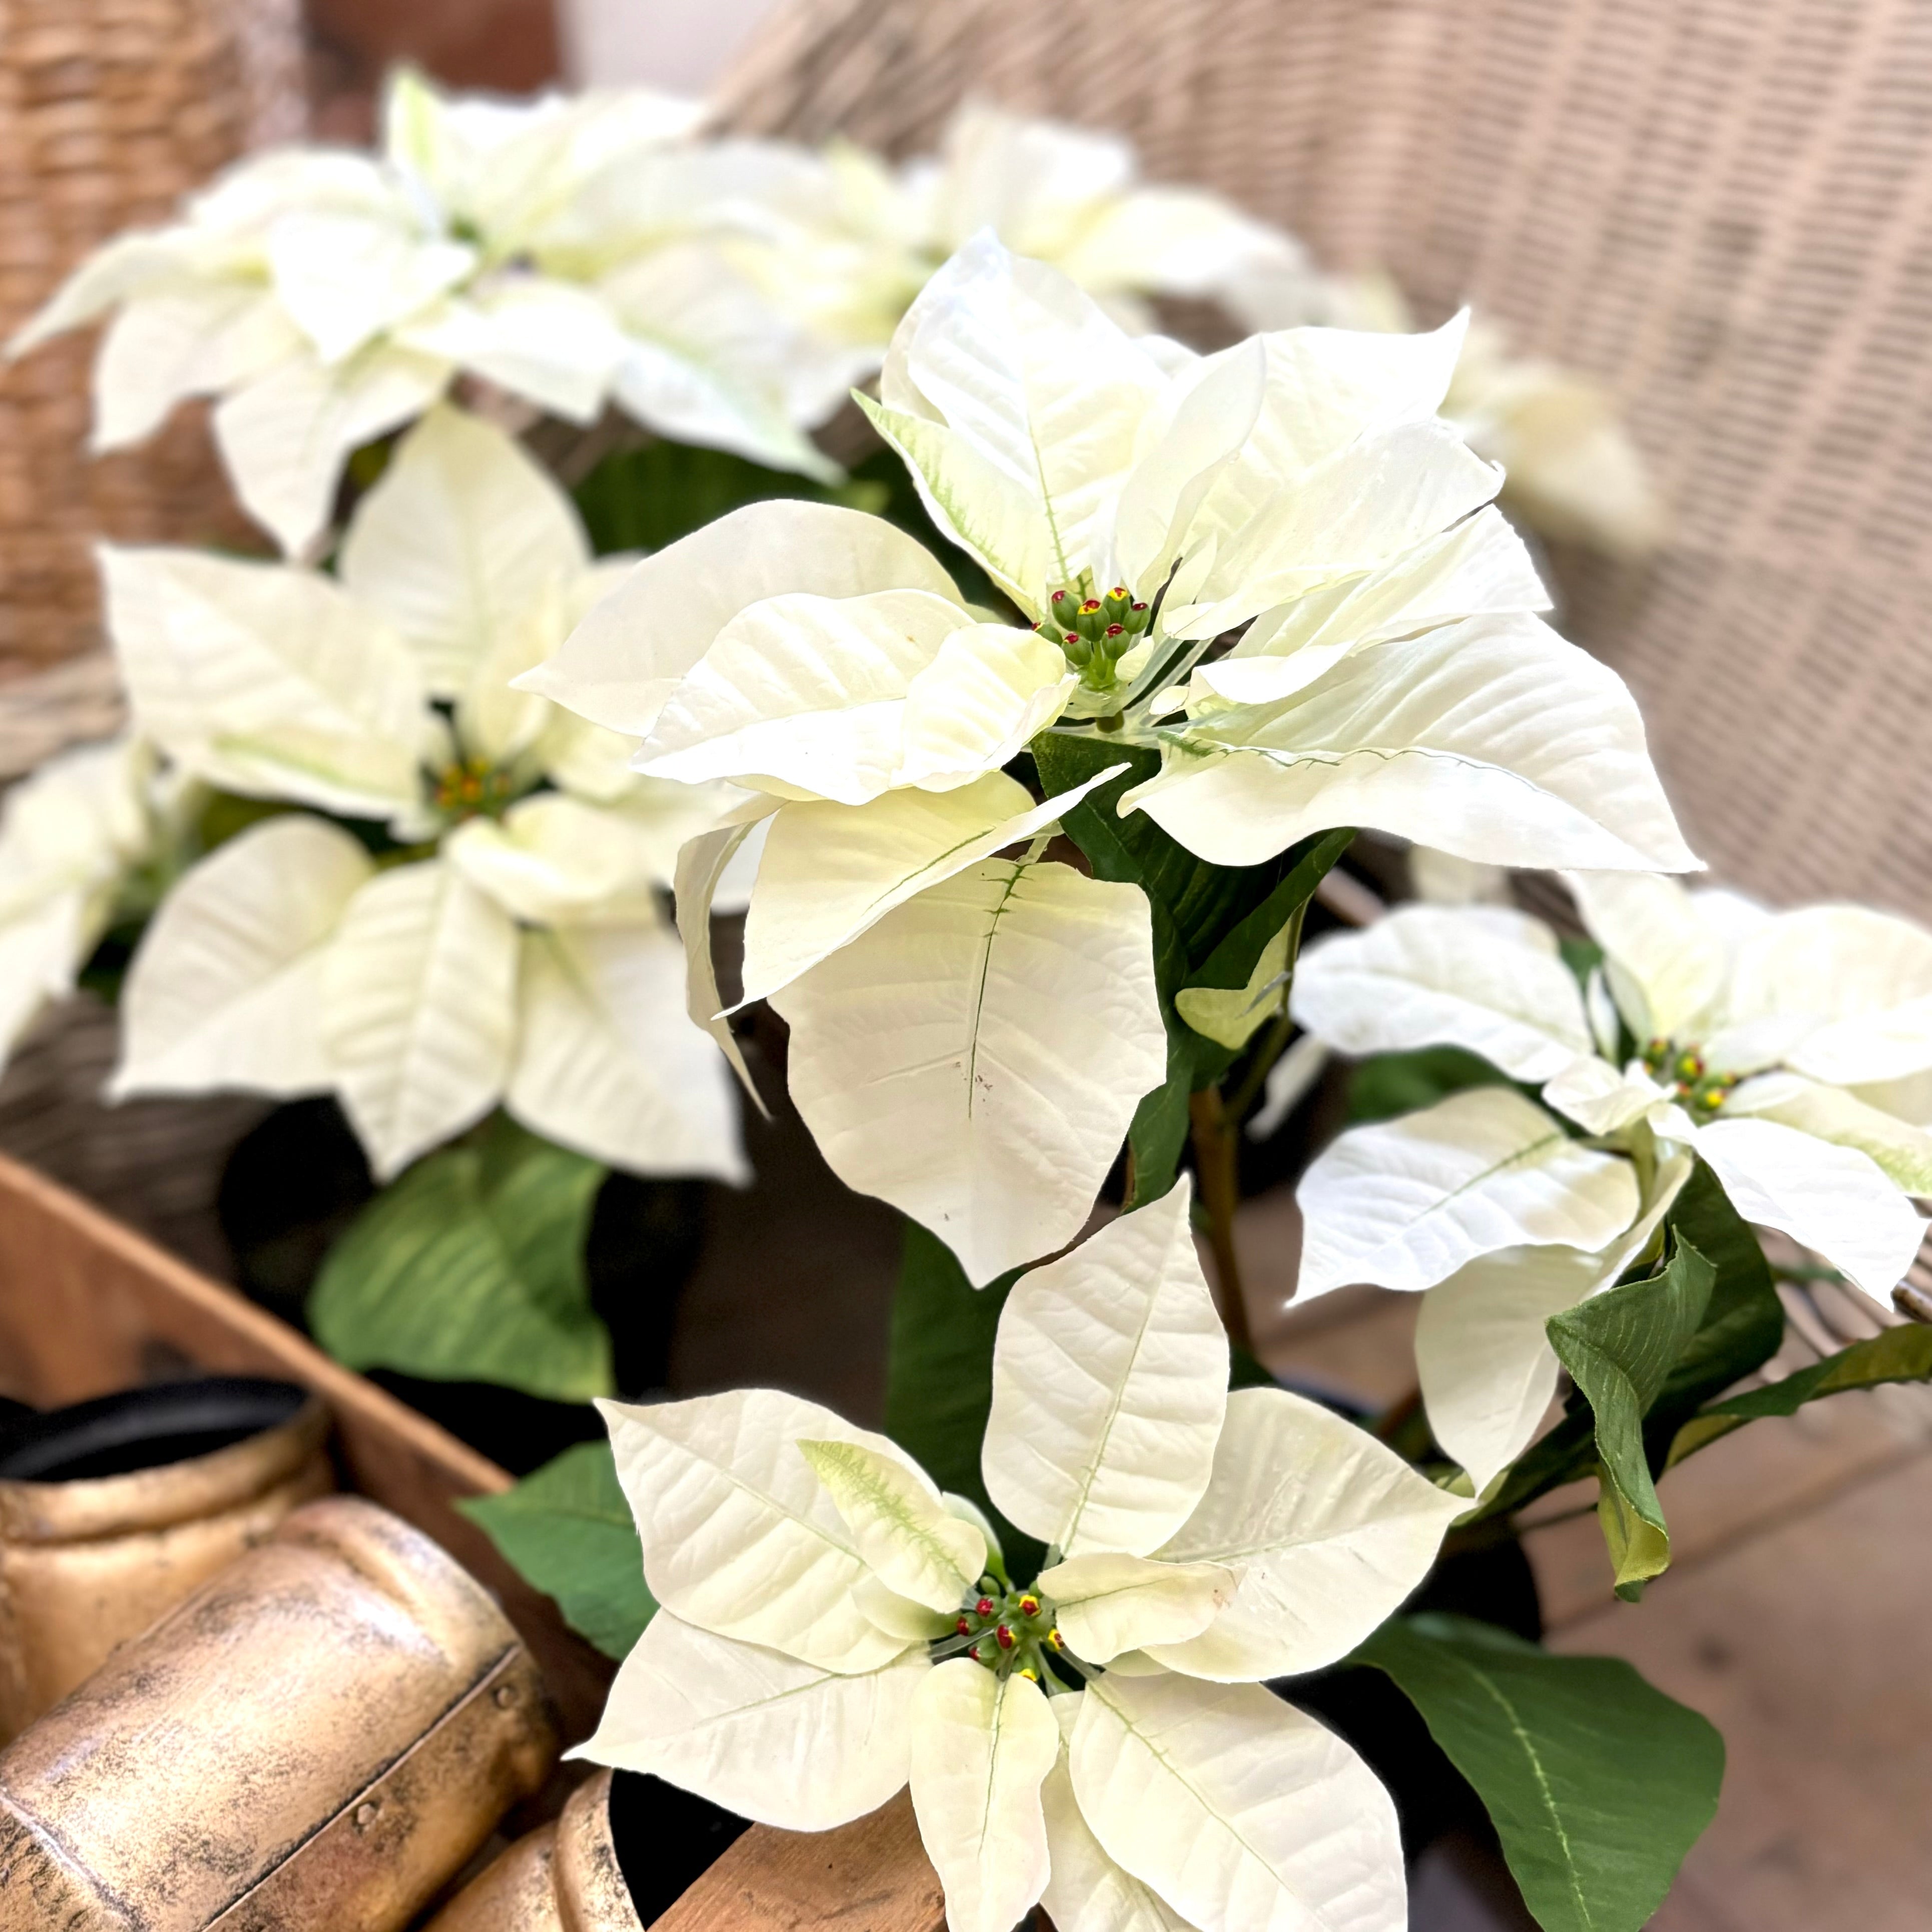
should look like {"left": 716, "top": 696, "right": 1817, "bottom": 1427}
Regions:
{"left": 1131, "top": 601, "right": 1149, "bottom": 612}
{"left": 1110, "top": 586, "right": 1128, "bottom": 598}
{"left": 1063, "top": 633, "right": 1081, "bottom": 646}
{"left": 1105, "top": 624, "right": 1125, "bottom": 637}
{"left": 1080, "top": 599, "right": 1104, "bottom": 613}
{"left": 956, "top": 1616, "right": 972, "bottom": 1634}
{"left": 976, "top": 1597, "right": 995, "bottom": 1616}
{"left": 996, "top": 1625, "right": 1016, "bottom": 1650}
{"left": 1019, "top": 1596, "right": 1040, "bottom": 1617}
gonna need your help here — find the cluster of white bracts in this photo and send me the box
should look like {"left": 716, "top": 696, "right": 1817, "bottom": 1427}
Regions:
{"left": 9, "top": 86, "right": 1653, "bottom": 566}
{"left": 581, "top": 1181, "right": 1463, "bottom": 1932}
{"left": 1292, "top": 872, "right": 1932, "bottom": 1490}
{"left": 527, "top": 235, "right": 1691, "bottom": 1284}
{"left": 95, "top": 405, "right": 747, "bottom": 1185}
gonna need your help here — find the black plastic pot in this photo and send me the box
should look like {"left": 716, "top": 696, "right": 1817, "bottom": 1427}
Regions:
{"left": 0, "top": 1376, "right": 312, "bottom": 1483}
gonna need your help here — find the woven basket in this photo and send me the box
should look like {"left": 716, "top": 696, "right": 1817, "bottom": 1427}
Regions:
{"left": 0, "top": 0, "right": 306, "bottom": 680}
{"left": 0, "top": 0, "right": 304, "bottom": 1268}
{"left": 719, "top": 0, "right": 1932, "bottom": 919}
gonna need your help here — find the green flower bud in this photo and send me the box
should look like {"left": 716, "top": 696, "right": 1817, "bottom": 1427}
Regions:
{"left": 1103, "top": 585, "right": 1133, "bottom": 622}
{"left": 1062, "top": 631, "right": 1093, "bottom": 667}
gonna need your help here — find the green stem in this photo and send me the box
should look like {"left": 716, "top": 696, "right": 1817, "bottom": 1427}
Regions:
{"left": 1189, "top": 1086, "right": 1254, "bottom": 1357}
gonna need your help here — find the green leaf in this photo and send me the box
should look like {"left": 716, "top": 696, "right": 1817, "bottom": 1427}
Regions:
{"left": 572, "top": 438, "right": 886, "bottom": 555}
{"left": 1354, "top": 1613, "right": 1723, "bottom": 1932}
{"left": 310, "top": 1115, "right": 612, "bottom": 1402}
{"left": 1032, "top": 736, "right": 1276, "bottom": 967}
{"left": 1668, "top": 1322, "right": 1932, "bottom": 1465}
{"left": 1184, "top": 827, "right": 1354, "bottom": 997}
{"left": 1472, "top": 1161, "right": 1788, "bottom": 1528}
{"left": 1558, "top": 935, "right": 1605, "bottom": 984}
{"left": 881, "top": 1220, "right": 1042, "bottom": 1572}
{"left": 459, "top": 1440, "right": 653, "bottom": 1660}
{"left": 1032, "top": 734, "right": 1348, "bottom": 1201}
{"left": 1547, "top": 1234, "right": 1714, "bottom": 1596}
{"left": 1647, "top": 1161, "right": 1785, "bottom": 1424}
{"left": 1346, "top": 1045, "right": 1518, "bottom": 1126}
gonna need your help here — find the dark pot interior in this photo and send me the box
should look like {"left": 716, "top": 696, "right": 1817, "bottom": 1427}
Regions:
{"left": 606, "top": 1769, "right": 751, "bottom": 1922}
{"left": 0, "top": 1376, "right": 310, "bottom": 1483}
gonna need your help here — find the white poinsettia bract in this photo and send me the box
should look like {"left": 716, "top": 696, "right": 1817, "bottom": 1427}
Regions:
{"left": 581, "top": 1179, "right": 1461, "bottom": 1932}
{"left": 1291, "top": 873, "right": 1932, "bottom": 1489}
{"left": 7, "top": 69, "right": 849, "bottom": 556}
{"left": 0, "top": 737, "right": 166, "bottom": 1064}
{"left": 101, "top": 402, "right": 745, "bottom": 1185}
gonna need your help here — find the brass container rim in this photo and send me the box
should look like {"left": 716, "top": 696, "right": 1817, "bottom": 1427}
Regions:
{"left": 0, "top": 1381, "right": 329, "bottom": 1544}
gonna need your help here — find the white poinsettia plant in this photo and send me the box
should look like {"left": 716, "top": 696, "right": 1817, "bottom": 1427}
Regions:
{"left": 5, "top": 68, "right": 854, "bottom": 556}
{"left": 1290, "top": 869, "right": 1932, "bottom": 1491}
{"left": 580, "top": 1181, "right": 1461, "bottom": 1932}
{"left": 13, "top": 68, "right": 1931, "bottom": 1930}
{"left": 90, "top": 400, "right": 745, "bottom": 1187}
{"left": 526, "top": 233, "right": 1691, "bottom": 1290}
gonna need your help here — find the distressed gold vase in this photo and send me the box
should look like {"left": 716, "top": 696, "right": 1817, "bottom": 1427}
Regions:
{"left": 0, "top": 1376, "right": 333, "bottom": 1742}
{"left": 425, "top": 1769, "right": 640, "bottom": 1931}
{"left": 0, "top": 1495, "right": 558, "bottom": 1930}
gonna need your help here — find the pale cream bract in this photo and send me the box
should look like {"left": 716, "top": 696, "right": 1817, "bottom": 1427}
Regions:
{"left": 1225, "top": 271, "right": 1662, "bottom": 562}
{"left": 1290, "top": 877, "right": 1932, "bottom": 1487}
{"left": 580, "top": 1180, "right": 1461, "bottom": 1932}
{"left": 726, "top": 99, "right": 1315, "bottom": 354}
{"left": 6, "top": 69, "right": 850, "bottom": 556}
{"left": 96, "top": 404, "right": 745, "bottom": 1184}
{"left": 0, "top": 737, "right": 164, "bottom": 1065}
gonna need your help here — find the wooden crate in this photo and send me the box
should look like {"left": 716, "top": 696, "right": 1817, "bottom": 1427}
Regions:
{"left": 0, "top": 1149, "right": 942, "bottom": 1930}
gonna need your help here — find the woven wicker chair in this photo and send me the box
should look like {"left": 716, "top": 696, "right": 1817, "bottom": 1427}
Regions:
{"left": 0, "top": 0, "right": 304, "bottom": 678}
{"left": 718, "top": 0, "right": 1932, "bottom": 920}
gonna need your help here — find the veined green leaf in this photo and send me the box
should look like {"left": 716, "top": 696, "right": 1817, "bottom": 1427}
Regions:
{"left": 1355, "top": 1613, "right": 1723, "bottom": 1932}
{"left": 1547, "top": 1234, "right": 1713, "bottom": 1597}
{"left": 1668, "top": 1322, "right": 1932, "bottom": 1465}
{"left": 310, "top": 1114, "right": 611, "bottom": 1401}
{"left": 459, "top": 1439, "right": 651, "bottom": 1660}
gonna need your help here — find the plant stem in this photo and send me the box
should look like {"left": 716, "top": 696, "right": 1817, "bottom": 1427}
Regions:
{"left": 1226, "top": 1008, "right": 1296, "bottom": 1123}
{"left": 1188, "top": 1087, "right": 1254, "bottom": 1356}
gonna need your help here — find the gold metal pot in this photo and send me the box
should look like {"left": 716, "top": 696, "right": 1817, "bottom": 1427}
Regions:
{"left": 0, "top": 1377, "right": 333, "bottom": 1741}
{"left": 425, "top": 1769, "right": 639, "bottom": 1931}
{"left": 0, "top": 1495, "right": 558, "bottom": 1930}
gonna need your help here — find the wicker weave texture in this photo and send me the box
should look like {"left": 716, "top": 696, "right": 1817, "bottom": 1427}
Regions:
{"left": 0, "top": 0, "right": 304, "bottom": 679}
{"left": 721, "top": 0, "right": 1932, "bottom": 917}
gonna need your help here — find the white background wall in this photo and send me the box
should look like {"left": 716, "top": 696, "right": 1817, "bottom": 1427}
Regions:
{"left": 557, "top": 0, "right": 786, "bottom": 93}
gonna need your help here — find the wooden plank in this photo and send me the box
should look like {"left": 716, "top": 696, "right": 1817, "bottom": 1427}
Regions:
{"left": 650, "top": 1794, "right": 943, "bottom": 1932}
{"left": 0, "top": 1148, "right": 615, "bottom": 1741}
{"left": 1548, "top": 1450, "right": 1932, "bottom": 1932}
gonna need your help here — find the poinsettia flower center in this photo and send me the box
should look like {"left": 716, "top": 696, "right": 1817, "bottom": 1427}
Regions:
{"left": 429, "top": 753, "right": 519, "bottom": 825}
{"left": 937, "top": 1575, "right": 1066, "bottom": 1685}
{"left": 1639, "top": 1038, "right": 1738, "bottom": 1120}
{"left": 1039, "top": 584, "right": 1153, "bottom": 690}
